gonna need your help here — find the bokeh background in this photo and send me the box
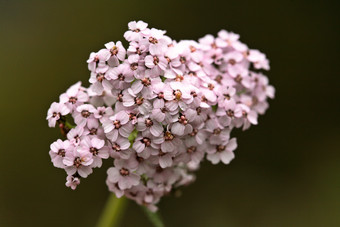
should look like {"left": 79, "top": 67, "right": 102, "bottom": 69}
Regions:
{"left": 1, "top": 0, "right": 339, "bottom": 226}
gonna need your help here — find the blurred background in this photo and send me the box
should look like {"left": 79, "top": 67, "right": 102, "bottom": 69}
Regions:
{"left": 0, "top": 0, "right": 339, "bottom": 226}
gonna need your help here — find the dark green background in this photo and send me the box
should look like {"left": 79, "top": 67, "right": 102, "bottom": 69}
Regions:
{"left": 1, "top": 0, "right": 339, "bottom": 226}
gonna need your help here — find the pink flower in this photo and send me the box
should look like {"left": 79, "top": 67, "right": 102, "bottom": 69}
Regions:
{"left": 105, "top": 41, "right": 126, "bottom": 66}
{"left": 87, "top": 49, "right": 111, "bottom": 72}
{"left": 107, "top": 158, "right": 140, "bottom": 190}
{"left": 78, "top": 136, "right": 109, "bottom": 168}
{"left": 66, "top": 175, "right": 81, "bottom": 190}
{"left": 73, "top": 104, "right": 97, "bottom": 127}
{"left": 207, "top": 138, "right": 237, "bottom": 164}
{"left": 124, "top": 20, "right": 149, "bottom": 42}
{"left": 103, "top": 110, "right": 133, "bottom": 141}
{"left": 49, "top": 139, "right": 73, "bottom": 168}
{"left": 59, "top": 82, "right": 89, "bottom": 111}
{"left": 46, "top": 102, "right": 70, "bottom": 127}
{"left": 63, "top": 149, "right": 93, "bottom": 178}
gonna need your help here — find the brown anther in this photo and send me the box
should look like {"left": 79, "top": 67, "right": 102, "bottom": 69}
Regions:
{"left": 174, "top": 90, "right": 182, "bottom": 100}
{"left": 187, "top": 146, "right": 196, "bottom": 153}
{"left": 113, "top": 120, "right": 121, "bottom": 129}
{"left": 189, "top": 129, "right": 198, "bottom": 136}
{"left": 188, "top": 71, "right": 197, "bottom": 76}
{"left": 201, "top": 96, "right": 208, "bottom": 103}
{"left": 224, "top": 94, "right": 231, "bottom": 100}
{"left": 89, "top": 128, "right": 97, "bottom": 135}
{"left": 57, "top": 149, "right": 66, "bottom": 157}
{"left": 179, "top": 115, "right": 188, "bottom": 125}
{"left": 119, "top": 168, "right": 129, "bottom": 176}
{"left": 215, "top": 75, "right": 223, "bottom": 84}
{"left": 229, "top": 59, "right": 236, "bottom": 65}
{"left": 145, "top": 118, "right": 153, "bottom": 127}
{"left": 191, "top": 91, "right": 197, "bottom": 97}
{"left": 133, "top": 28, "right": 140, "bottom": 33}
{"left": 90, "top": 147, "right": 98, "bottom": 156}
{"left": 129, "top": 113, "right": 137, "bottom": 121}
{"left": 213, "top": 128, "right": 222, "bottom": 135}
{"left": 149, "top": 37, "right": 158, "bottom": 44}
{"left": 196, "top": 107, "right": 202, "bottom": 115}
{"left": 216, "top": 145, "right": 226, "bottom": 152}
{"left": 74, "top": 157, "right": 82, "bottom": 168}
{"left": 208, "top": 83, "right": 215, "bottom": 90}
{"left": 52, "top": 112, "right": 58, "bottom": 118}
{"left": 226, "top": 109, "right": 234, "bottom": 117}
{"left": 165, "top": 56, "right": 171, "bottom": 63}
{"left": 118, "top": 74, "right": 125, "bottom": 81}
{"left": 153, "top": 56, "right": 159, "bottom": 65}
{"left": 242, "top": 110, "right": 248, "bottom": 117}
{"left": 235, "top": 75, "right": 242, "bottom": 83}
{"left": 141, "top": 78, "right": 151, "bottom": 86}
{"left": 136, "top": 48, "right": 142, "bottom": 55}
{"left": 69, "top": 97, "right": 77, "bottom": 104}
{"left": 157, "top": 92, "right": 164, "bottom": 99}
{"left": 135, "top": 97, "right": 144, "bottom": 105}
{"left": 96, "top": 73, "right": 105, "bottom": 82}
{"left": 175, "top": 74, "right": 184, "bottom": 81}
{"left": 142, "top": 137, "right": 151, "bottom": 147}
{"left": 117, "top": 92, "right": 123, "bottom": 102}
{"left": 81, "top": 110, "right": 91, "bottom": 118}
{"left": 130, "top": 63, "right": 138, "bottom": 71}
{"left": 189, "top": 45, "right": 196, "bottom": 52}
{"left": 211, "top": 43, "right": 217, "bottom": 49}
{"left": 161, "top": 107, "right": 167, "bottom": 113}
{"left": 110, "top": 46, "right": 118, "bottom": 55}
{"left": 180, "top": 56, "right": 186, "bottom": 64}
{"left": 164, "top": 131, "right": 174, "bottom": 141}
{"left": 112, "top": 143, "right": 121, "bottom": 151}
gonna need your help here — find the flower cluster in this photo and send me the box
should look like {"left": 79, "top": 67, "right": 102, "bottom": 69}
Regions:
{"left": 47, "top": 21, "right": 274, "bottom": 211}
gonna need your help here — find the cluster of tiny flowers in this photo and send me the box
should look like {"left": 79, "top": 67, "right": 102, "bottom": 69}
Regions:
{"left": 47, "top": 21, "right": 274, "bottom": 211}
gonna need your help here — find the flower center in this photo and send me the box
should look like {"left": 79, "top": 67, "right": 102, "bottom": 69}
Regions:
{"left": 90, "top": 147, "right": 99, "bottom": 156}
{"left": 174, "top": 90, "right": 182, "bottom": 100}
{"left": 119, "top": 168, "right": 129, "bottom": 176}
{"left": 145, "top": 118, "right": 153, "bottom": 127}
{"left": 57, "top": 149, "right": 65, "bottom": 157}
{"left": 187, "top": 146, "right": 196, "bottom": 153}
{"left": 153, "top": 56, "right": 159, "bottom": 65}
{"left": 164, "top": 131, "right": 174, "bottom": 141}
{"left": 141, "top": 137, "right": 151, "bottom": 147}
{"left": 69, "top": 96, "right": 77, "bottom": 104}
{"left": 81, "top": 110, "right": 91, "bottom": 118}
{"left": 113, "top": 120, "right": 121, "bottom": 129}
{"left": 226, "top": 109, "right": 234, "bottom": 117}
{"left": 135, "top": 97, "right": 144, "bottom": 105}
{"left": 110, "top": 46, "right": 118, "bottom": 55}
{"left": 178, "top": 115, "right": 188, "bottom": 125}
{"left": 96, "top": 73, "right": 105, "bottom": 82}
{"left": 216, "top": 145, "right": 226, "bottom": 152}
{"left": 130, "top": 63, "right": 138, "bottom": 71}
{"left": 118, "top": 74, "right": 125, "bottom": 81}
{"left": 149, "top": 37, "right": 158, "bottom": 44}
{"left": 73, "top": 157, "right": 82, "bottom": 168}
{"left": 112, "top": 143, "right": 121, "bottom": 151}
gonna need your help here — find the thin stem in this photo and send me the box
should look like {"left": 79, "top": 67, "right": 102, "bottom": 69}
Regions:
{"left": 142, "top": 206, "right": 165, "bottom": 227}
{"left": 96, "top": 194, "right": 128, "bottom": 227}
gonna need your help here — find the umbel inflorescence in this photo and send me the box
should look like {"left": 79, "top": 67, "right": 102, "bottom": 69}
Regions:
{"left": 47, "top": 21, "right": 274, "bottom": 211}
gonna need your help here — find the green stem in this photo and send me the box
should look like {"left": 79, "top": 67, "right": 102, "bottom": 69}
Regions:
{"left": 96, "top": 194, "right": 128, "bottom": 227}
{"left": 142, "top": 206, "right": 165, "bottom": 227}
